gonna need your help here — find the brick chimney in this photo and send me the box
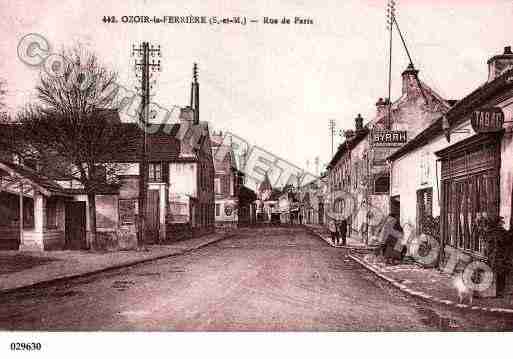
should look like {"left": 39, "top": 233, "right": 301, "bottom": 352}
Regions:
{"left": 487, "top": 46, "right": 513, "bottom": 82}
{"left": 355, "top": 114, "right": 364, "bottom": 131}
{"left": 179, "top": 106, "right": 194, "bottom": 127}
{"left": 376, "top": 98, "right": 387, "bottom": 118}
{"left": 401, "top": 63, "right": 420, "bottom": 97}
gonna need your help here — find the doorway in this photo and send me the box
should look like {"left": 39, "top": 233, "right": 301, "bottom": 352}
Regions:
{"left": 145, "top": 190, "right": 160, "bottom": 244}
{"left": 390, "top": 196, "right": 400, "bottom": 222}
{"left": 65, "top": 201, "right": 87, "bottom": 249}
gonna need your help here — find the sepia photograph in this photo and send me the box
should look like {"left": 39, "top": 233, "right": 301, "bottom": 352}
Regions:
{"left": 1, "top": 0, "right": 513, "bottom": 357}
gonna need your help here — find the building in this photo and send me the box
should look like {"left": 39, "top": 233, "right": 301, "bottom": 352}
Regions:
{"left": 278, "top": 190, "right": 300, "bottom": 224}
{"left": 0, "top": 160, "right": 75, "bottom": 250}
{"left": 255, "top": 173, "right": 280, "bottom": 223}
{"left": 327, "top": 64, "right": 450, "bottom": 242}
{"left": 389, "top": 47, "right": 513, "bottom": 275}
{"left": 299, "top": 174, "right": 328, "bottom": 226}
{"left": 0, "top": 65, "right": 216, "bottom": 250}
{"left": 327, "top": 126, "right": 368, "bottom": 234}
{"left": 211, "top": 132, "right": 245, "bottom": 229}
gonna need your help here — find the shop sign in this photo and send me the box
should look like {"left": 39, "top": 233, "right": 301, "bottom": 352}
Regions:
{"left": 372, "top": 130, "right": 407, "bottom": 147}
{"left": 471, "top": 108, "right": 504, "bottom": 133}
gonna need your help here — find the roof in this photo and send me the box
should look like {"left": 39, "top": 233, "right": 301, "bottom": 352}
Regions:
{"left": 1, "top": 117, "right": 189, "bottom": 164}
{"left": 0, "top": 160, "right": 71, "bottom": 197}
{"left": 258, "top": 173, "right": 272, "bottom": 193}
{"left": 388, "top": 68, "right": 513, "bottom": 162}
{"left": 103, "top": 122, "right": 181, "bottom": 162}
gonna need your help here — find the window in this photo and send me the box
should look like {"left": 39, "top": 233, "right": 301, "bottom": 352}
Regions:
{"left": 215, "top": 178, "right": 221, "bottom": 194}
{"left": 148, "top": 163, "right": 162, "bottom": 182}
{"left": 374, "top": 175, "right": 390, "bottom": 194}
{"left": 46, "top": 199, "right": 58, "bottom": 229}
{"left": 215, "top": 203, "right": 221, "bottom": 217}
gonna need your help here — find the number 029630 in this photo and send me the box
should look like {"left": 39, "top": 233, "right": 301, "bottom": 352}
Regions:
{"left": 10, "top": 342, "right": 42, "bottom": 351}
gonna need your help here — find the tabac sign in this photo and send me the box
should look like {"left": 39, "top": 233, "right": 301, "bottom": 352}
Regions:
{"left": 371, "top": 130, "right": 407, "bottom": 147}
{"left": 471, "top": 107, "right": 504, "bottom": 133}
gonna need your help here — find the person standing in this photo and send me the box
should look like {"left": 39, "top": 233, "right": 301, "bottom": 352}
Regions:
{"left": 328, "top": 218, "right": 338, "bottom": 245}
{"left": 339, "top": 218, "right": 348, "bottom": 246}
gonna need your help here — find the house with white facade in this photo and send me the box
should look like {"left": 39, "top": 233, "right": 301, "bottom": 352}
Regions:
{"left": 389, "top": 47, "right": 513, "bottom": 270}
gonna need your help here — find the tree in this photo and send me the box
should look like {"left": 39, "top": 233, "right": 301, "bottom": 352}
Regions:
{"left": 15, "top": 47, "right": 137, "bottom": 249}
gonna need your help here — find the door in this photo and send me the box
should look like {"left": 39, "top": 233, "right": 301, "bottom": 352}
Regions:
{"left": 318, "top": 202, "right": 324, "bottom": 225}
{"left": 65, "top": 201, "right": 87, "bottom": 250}
{"left": 390, "top": 196, "right": 400, "bottom": 222}
{"left": 145, "top": 190, "right": 160, "bottom": 244}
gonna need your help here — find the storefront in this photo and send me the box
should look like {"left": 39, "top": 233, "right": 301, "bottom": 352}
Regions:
{"left": 436, "top": 133, "right": 502, "bottom": 257}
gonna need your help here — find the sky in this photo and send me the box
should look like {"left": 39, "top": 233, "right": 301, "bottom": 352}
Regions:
{"left": 1, "top": 0, "right": 512, "bottom": 174}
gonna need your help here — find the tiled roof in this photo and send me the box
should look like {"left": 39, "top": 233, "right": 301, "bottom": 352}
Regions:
{"left": 104, "top": 122, "right": 181, "bottom": 162}
{"left": 388, "top": 68, "right": 513, "bottom": 162}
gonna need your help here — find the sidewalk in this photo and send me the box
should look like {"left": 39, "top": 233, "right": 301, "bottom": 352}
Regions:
{"left": 304, "top": 223, "right": 377, "bottom": 249}
{"left": 350, "top": 250, "right": 513, "bottom": 314}
{"left": 0, "top": 232, "right": 230, "bottom": 294}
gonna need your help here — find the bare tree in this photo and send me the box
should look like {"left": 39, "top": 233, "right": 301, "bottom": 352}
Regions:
{"left": 15, "top": 47, "right": 137, "bottom": 249}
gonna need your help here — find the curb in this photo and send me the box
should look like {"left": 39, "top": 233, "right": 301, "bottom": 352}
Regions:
{"left": 348, "top": 254, "right": 513, "bottom": 316}
{"left": 0, "top": 233, "right": 233, "bottom": 296}
{"left": 303, "top": 225, "right": 376, "bottom": 250}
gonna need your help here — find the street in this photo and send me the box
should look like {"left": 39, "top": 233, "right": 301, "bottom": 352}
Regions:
{"left": 1, "top": 227, "right": 512, "bottom": 331}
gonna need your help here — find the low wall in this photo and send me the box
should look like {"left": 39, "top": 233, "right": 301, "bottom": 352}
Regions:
{"left": 0, "top": 227, "right": 19, "bottom": 250}
{"left": 43, "top": 230, "right": 65, "bottom": 250}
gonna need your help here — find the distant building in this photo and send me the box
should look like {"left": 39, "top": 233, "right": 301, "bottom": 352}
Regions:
{"left": 211, "top": 132, "right": 245, "bottom": 229}
{"left": 255, "top": 173, "right": 280, "bottom": 223}
{"left": 299, "top": 174, "right": 328, "bottom": 226}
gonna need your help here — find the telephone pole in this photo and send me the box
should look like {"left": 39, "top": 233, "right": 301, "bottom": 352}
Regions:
{"left": 132, "top": 41, "right": 161, "bottom": 246}
{"left": 386, "top": 0, "right": 395, "bottom": 130}
{"left": 329, "top": 119, "right": 336, "bottom": 158}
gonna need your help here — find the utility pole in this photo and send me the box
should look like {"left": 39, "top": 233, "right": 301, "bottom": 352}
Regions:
{"left": 393, "top": 14, "right": 429, "bottom": 105}
{"left": 329, "top": 119, "right": 336, "bottom": 158}
{"left": 132, "top": 41, "right": 161, "bottom": 246}
{"left": 386, "top": 0, "right": 395, "bottom": 130}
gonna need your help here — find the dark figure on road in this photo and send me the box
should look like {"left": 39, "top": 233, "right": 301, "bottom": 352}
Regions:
{"left": 328, "top": 219, "right": 339, "bottom": 245}
{"left": 338, "top": 218, "right": 348, "bottom": 246}
{"left": 382, "top": 215, "right": 406, "bottom": 265}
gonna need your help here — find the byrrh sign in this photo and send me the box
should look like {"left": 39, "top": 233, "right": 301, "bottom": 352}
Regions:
{"left": 372, "top": 130, "right": 407, "bottom": 147}
{"left": 471, "top": 107, "right": 504, "bottom": 133}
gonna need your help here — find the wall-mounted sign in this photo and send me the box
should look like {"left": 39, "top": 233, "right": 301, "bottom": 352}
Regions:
{"left": 471, "top": 108, "right": 504, "bottom": 133}
{"left": 119, "top": 199, "right": 136, "bottom": 225}
{"left": 224, "top": 205, "right": 233, "bottom": 216}
{"left": 372, "top": 130, "right": 407, "bottom": 147}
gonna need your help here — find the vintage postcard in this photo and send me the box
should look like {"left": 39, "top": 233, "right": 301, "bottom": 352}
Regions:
{"left": 1, "top": 0, "right": 513, "bottom": 357}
